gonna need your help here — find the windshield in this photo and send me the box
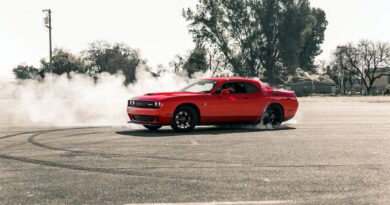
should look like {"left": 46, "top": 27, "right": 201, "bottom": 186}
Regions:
{"left": 179, "top": 80, "right": 217, "bottom": 93}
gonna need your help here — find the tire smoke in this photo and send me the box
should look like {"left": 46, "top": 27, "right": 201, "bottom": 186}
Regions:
{"left": 0, "top": 68, "right": 207, "bottom": 127}
{"left": 0, "top": 69, "right": 299, "bottom": 128}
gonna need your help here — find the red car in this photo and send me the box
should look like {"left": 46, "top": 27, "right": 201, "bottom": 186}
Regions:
{"left": 127, "top": 78, "right": 298, "bottom": 132}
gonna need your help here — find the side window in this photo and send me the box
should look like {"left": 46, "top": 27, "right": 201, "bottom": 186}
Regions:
{"left": 215, "top": 82, "right": 247, "bottom": 94}
{"left": 244, "top": 82, "right": 259, "bottom": 94}
{"left": 233, "top": 82, "right": 247, "bottom": 94}
{"left": 215, "top": 83, "right": 231, "bottom": 94}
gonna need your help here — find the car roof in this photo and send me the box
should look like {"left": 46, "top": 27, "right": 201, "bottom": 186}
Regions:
{"left": 203, "top": 77, "right": 261, "bottom": 84}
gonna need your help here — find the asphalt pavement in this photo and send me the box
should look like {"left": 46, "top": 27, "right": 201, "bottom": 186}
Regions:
{"left": 1, "top": 97, "right": 390, "bottom": 204}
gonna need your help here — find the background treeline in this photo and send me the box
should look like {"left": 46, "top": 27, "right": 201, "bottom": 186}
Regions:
{"left": 13, "top": 41, "right": 143, "bottom": 85}
{"left": 13, "top": 0, "right": 390, "bottom": 95}
{"left": 14, "top": 0, "right": 327, "bottom": 85}
{"left": 183, "top": 0, "right": 327, "bottom": 84}
{"left": 326, "top": 40, "right": 390, "bottom": 95}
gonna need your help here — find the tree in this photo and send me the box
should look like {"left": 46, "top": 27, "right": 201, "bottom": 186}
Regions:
{"left": 183, "top": 0, "right": 327, "bottom": 84}
{"left": 169, "top": 54, "right": 186, "bottom": 75}
{"left": 13, "top": 65, "right": 40, "bottom": 80}
{"left": 183, "top": 45, "right": 208, "bottom": 77}
{"left": 40, "top": 48, "right": 88, "bottom": 77}
{"left": 254, "top": 0, "right": 281, "bottom": 83}
{"left": 323, "top": 61, "right": 350, "bottom": 94}
{"left": 278, "top": 0, "right": 310, "bottom": 74}
{"left": 13, "top": 49, "right": 87, "bottom": 80}
{"left": 278, "top": 0, "right": 327, "bottom": 73}
{"left": 183, "top": 0, "right": 261, "bottom": 77}
{"left": 83, "top": 40, "right": 143, "bottom": 84}
{"left": 205, "top": 45, "right": 230, "bottom": 77}
{"left": 170, "top": 46, "right": 213, "bottom": 78}
{"left": 299, "top": 8, "right": 327, "bottom": 72}
{"left": 323, "top": 64, "right": 338, "bottom": 87}
{"left": 335, "top": 40, "right": 390, "bottom": 95}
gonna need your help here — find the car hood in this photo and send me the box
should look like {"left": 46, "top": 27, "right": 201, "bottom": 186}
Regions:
{"left": 132, "top": 92, "right": 207, "bottom": 101}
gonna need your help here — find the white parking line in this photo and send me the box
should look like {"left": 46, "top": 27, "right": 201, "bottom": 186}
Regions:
{"left": 125, "top": 200, "right": 293, "bottom": 205}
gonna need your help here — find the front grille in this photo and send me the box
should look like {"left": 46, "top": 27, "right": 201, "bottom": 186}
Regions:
{"left": 128, "top": 100, "right": 158, "bottom": 109}
{"left": 132, "top": 115, "right": 155, "bottom": 122}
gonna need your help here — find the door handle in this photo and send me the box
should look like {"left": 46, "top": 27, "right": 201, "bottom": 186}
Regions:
{"left": 245, "top": 96, "right": 250, "bottom": 99}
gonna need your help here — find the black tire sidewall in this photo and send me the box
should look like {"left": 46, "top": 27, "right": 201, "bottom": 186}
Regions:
{"left": 264, "top": 105, "right": 283, "bottom": 129}
{"left": 171, "top": 105, "right": 198, "bottom": 132}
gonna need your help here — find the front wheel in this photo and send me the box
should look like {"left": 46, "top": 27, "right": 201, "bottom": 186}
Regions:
{"left": 143, "top": 125, "right": 162, "bottom": 131}
{"left": 171, "top": 105, "right": 198, "bottom": 132}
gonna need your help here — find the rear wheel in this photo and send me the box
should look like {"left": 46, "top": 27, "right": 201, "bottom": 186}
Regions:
{"left": 262, "top": 105, "right": 283, "bottom": 129}
{"left": 171, "top": 105, "right": 198, "bottom": 132}
{"left": 143, "top": 125, "right": 162, "bottom": 131}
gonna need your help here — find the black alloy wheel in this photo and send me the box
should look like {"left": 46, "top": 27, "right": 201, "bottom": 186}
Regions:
{"left": 143, "top": 125, "right": 162, "bottom": 131}
{"left": 263, "top": 105, "right": 283, "bottom": 129}
{"left": 171, "top": 105, "right": 198, "bottom": 132}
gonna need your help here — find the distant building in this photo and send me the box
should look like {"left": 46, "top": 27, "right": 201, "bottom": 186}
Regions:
{"left": 344, "top": 68, "right": 390, "bottom": 95}
{"left": 369, "top": 74, "right": 390, "bottom": 95}
{"left": 286, "top": 68, "right": 336, "bottom": 96}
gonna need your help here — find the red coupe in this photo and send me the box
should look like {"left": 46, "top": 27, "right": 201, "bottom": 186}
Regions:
{"left": 127, "top": 78, "right": 298, "bottom": 132}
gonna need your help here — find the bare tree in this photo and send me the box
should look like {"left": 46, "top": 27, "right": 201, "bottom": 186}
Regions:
{"left": 204, "top": 45, "right": 230, "bottom": 77}
{"left": 169, "top": 55, "right": 186, "bottom": 75}
{"left": 336, "top": 40, "right": 390, "bottom": 95}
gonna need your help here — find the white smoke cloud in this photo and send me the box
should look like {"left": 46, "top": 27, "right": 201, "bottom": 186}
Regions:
{"left": 0, "top": 67, "right": 209, "bottom": 127}
{"left": 0, "top": 68, "right": 299, "bottom": 128}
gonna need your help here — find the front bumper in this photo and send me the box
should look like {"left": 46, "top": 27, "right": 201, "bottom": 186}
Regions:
{"left": 127, "top": 106, "right": 173, "bottom": 125}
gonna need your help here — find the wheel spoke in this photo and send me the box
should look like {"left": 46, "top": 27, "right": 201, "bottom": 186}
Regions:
{"left": 172, "top": 108, "right": 197, "bottom": 131}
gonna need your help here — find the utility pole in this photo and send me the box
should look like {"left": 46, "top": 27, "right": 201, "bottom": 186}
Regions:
{"left": 42, "top": 9, "right": 52, "bottom": 73}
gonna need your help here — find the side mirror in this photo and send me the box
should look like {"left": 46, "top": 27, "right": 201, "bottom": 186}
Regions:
{"left": 221, "top": 89, "right": 230, "bottom": 95}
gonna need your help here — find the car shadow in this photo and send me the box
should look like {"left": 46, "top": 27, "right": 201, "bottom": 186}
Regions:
{"left": 116, "top": 126, "right": 296, "bottom": 138}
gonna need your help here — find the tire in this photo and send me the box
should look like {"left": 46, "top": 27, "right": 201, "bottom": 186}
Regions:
{"left": 143, "top": 125, "right": 162, "bottom": 131}
{"left": 171, "top": 105, "right": 198, "bottom": 132}
{"left": 262, "top": 105, "right": 283, "bottom": 129}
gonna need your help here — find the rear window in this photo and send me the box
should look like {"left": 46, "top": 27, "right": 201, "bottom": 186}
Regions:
{"left": 244, "top": 82, "right": 259, "bottom": 94}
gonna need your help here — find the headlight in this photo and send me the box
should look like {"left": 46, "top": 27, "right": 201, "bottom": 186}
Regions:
{"left": 154, "top": 102, "right": 161, "bottom": 108}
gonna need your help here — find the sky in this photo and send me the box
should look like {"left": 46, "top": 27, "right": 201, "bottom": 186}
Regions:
{"left": 1, "top": 0, "right": 390, "bottom": 81}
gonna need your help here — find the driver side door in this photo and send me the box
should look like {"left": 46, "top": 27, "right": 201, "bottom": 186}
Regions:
{"left": 206, "top": 82, "right": 254, "bottom": 122}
